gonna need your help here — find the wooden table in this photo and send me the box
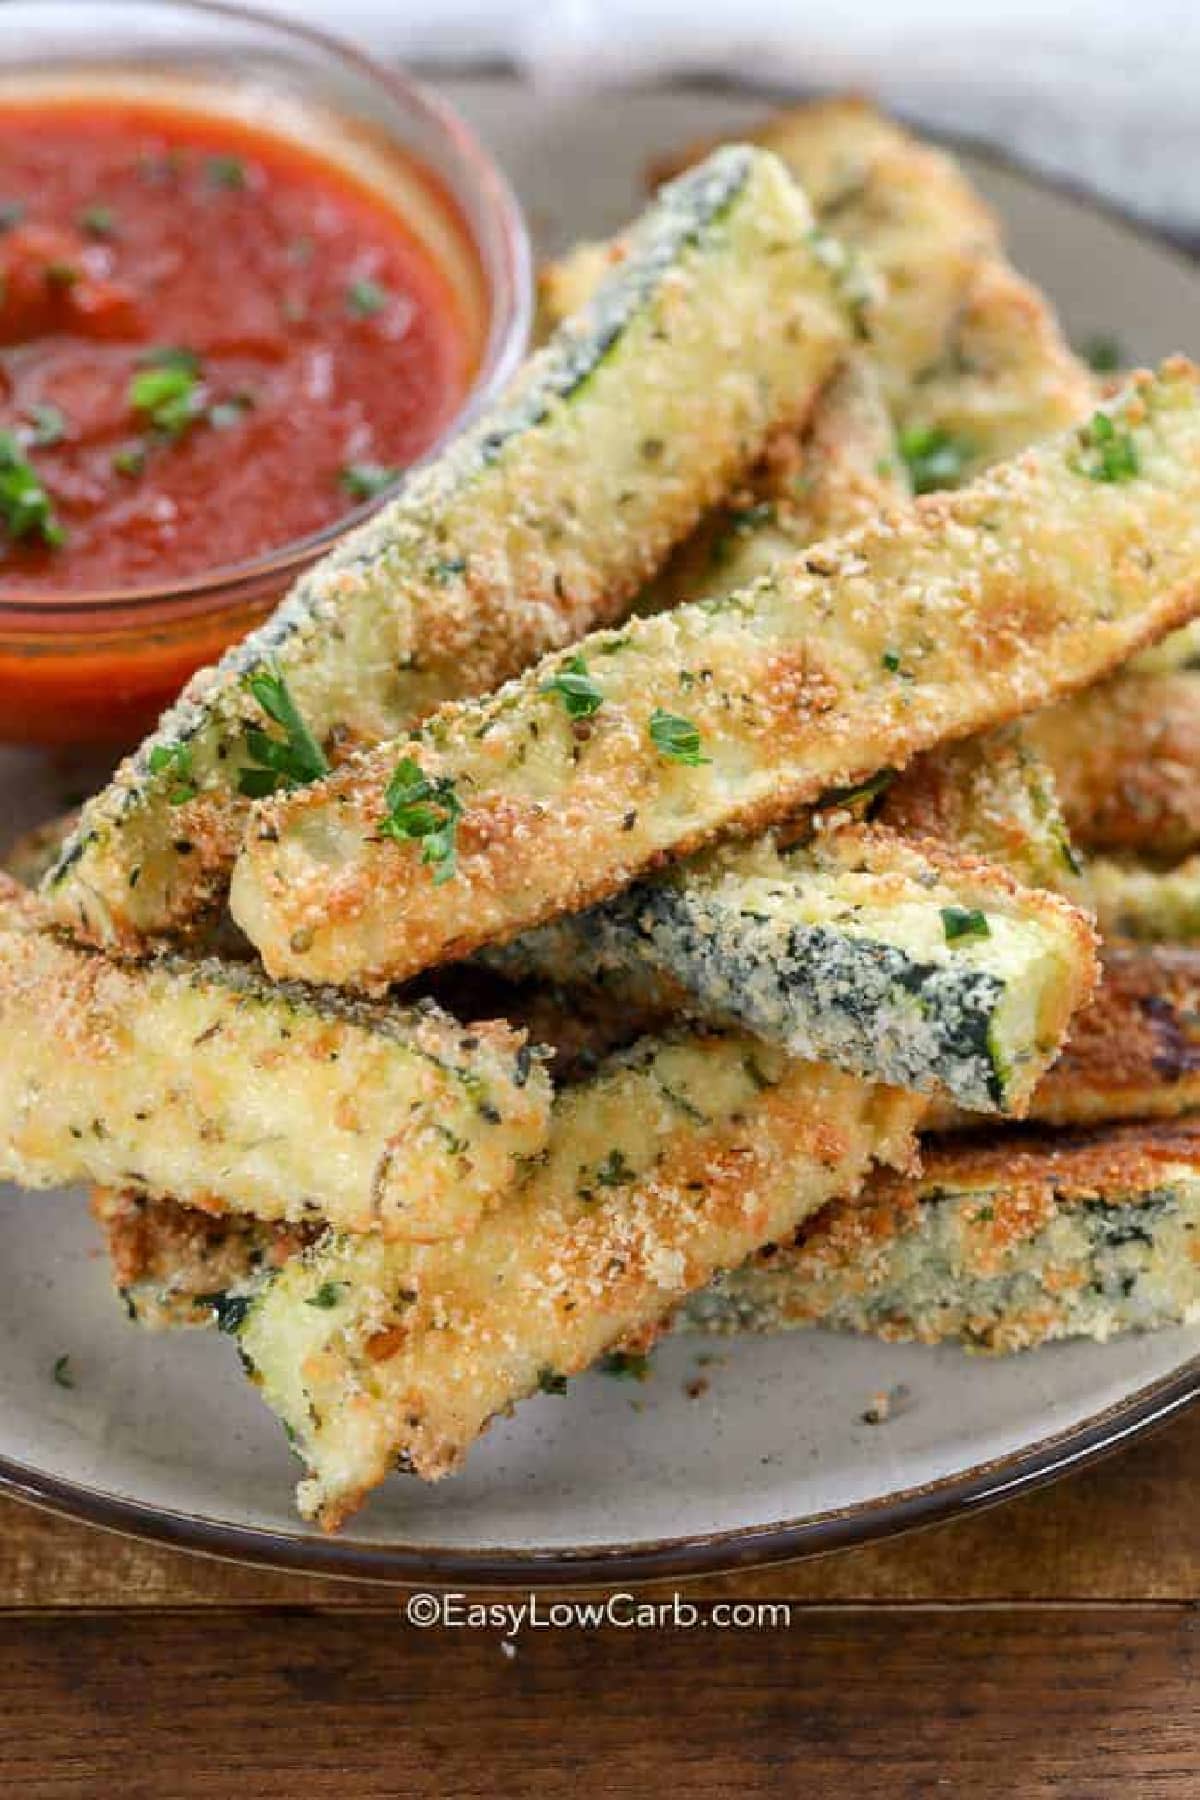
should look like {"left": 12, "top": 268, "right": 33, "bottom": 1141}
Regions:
{"left": 3, "top": 1405, "right": 1198, "bottom": 1796}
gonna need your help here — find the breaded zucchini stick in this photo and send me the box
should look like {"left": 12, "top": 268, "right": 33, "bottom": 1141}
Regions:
{"left": 48, "top": 145, "right": 847, "bottom": 950}
{"left": 100, "top": 940, "right": 1200, "bottom": 1333}
{"left": 1087, "top": 854, "right": 1200, "bottom": 945}
{"left": 1026, "top": 672, "right": 1200, "bottom": 859}
{"left": 236, "top": 1037, "right": 922, "bottom": 1526}
{"left": 233, "top": 364, "right": 1200, "bottom": 992}
{"left": 488, "top": 826, "right": 1096, "bottom": 1114}
{"left": 0, "top": 877, "right": 550, "bottom": 1241}
{"left": 686, "top": 1117, "right": 1200, "bottom": 1351}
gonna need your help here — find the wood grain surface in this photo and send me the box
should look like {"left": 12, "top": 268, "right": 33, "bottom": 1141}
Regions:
{"left": 1, "top": 1403, "right": 1198, "bottom": 1794}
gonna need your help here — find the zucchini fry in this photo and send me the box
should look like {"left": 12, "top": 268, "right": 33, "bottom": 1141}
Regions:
{"left": 93, "top": 1187, "right": 307, "bottom": 1332}
{"left": 1026, "top": 672, "right": 1200, "bottom": 859}
{"left": 489, "top": 826, "right": 1096, "bottom": 1114}
{"left": 1087, "top": 853, "right": 1200, "bottom": 945}
{"left": 0, "top": 877, "right": 550, "bottom": 1241}
{"left": 233, "top": 363, "right": 1200, "bottom": 993}
{"left": 686, "top": 1117, "right": 1200, "bottom": 1351}
{"left": 237, "top": 1038, "right": 922, "bottom": 1526}
{"left": 102, "top": 941, "right": 1200, "bottom": 1333}
{"left": 48, "top": 145, "right": 847, "bottom": 951}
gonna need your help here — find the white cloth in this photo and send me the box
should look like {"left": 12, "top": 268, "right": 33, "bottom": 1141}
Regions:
{"left": 250, "top": 1, "right": 1200, "bottom": 235}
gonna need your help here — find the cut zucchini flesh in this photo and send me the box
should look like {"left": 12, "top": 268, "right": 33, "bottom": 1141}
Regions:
{"left": 683, "top": 1117, "right": 1200, "bottom": 1352}
{"left": 1130, "top": 617, "right": 1200, "bottom": 674}
{"left": 1086, "top": 853, "right": 1200, "bottom": 945}
{"left": 236, "top": 1035, "right": 922, "bottom": 1527}
{"left": 232, "top": 364, "right": 1200, "bottom": 994}
{"left": 510, "top": 827, "right": 1095, "bottom": 1113}
{"left": 927, "top": 946, "right": 1200, "bottom": 1132}
{"left": 48, "top": 144, "right": 846, "bottom": 950}
{"left": 0, "top": 877, "right": 550, "bottom": 1242}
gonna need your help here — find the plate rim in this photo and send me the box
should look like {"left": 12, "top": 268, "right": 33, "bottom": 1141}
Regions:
{"left": 6, "top": 78, "right": 1199, "bottom": 1587}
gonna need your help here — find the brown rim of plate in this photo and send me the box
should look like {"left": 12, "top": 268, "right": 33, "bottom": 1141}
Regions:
{"left": 1, "top": 75, "right": 1197, "bottom": 1587}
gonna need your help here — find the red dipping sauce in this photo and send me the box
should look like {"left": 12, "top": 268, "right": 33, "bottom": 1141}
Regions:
{"left": 0, "top": 99, "right": 478, "bottom": 595}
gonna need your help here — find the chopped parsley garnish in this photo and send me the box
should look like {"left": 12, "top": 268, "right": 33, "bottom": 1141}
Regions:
{"left": 595, "top": 1147, "right": 635, "bottom": 1187}
{"left": 648, "top": 708, "right": 710, "bottom": 766}
{"left": 44, "top": 260, "right": 79, "bottom": 289}
{"left": 0, "top": 200, "right": 25, "bottom": 232}
{"left": 52, "top": 1354, "right": 74, "bottom": 1390}
{"left": 112, "top": 444, "right": 146, "bottom": 478}
{"left": 139, "top": 345, "right": 202, "bottom": 376}
{"left": 1081, "top": 334, "right": 1124, "bottom": 374}
{"left": 379, "top": 756, "right": 463, "bottom": 884}
{"left": 305, "top": 1281, "right": 344, "bottom": 1310}
{"left": 898, "top": 425, "right": 974, "bottom": 495}
{"left": 941, "top": 906, "right": 991, "bottom": 944}
{"left": 206, "top": 155, "right": 248, "bottom": 191}
{"left": 339, "top": 462, "right": 400, "bottom": 502}
{"left": 129, "top": 362, "right": 204, "bottom": 437}
{"left": 237, "top": 665, "right": 330, "bottom": 798}
{"left": 541, "top": 653, "right": 605, "bottom": 720}
{"left": 79, "top": 204, "right": 117, "bottom": 237}
{"left": 1072, "top": 409, "right": 1140, "bottom": 484}
{"left": 27, "top": 404, "right": 67, "bottom": 448}
{"left": 0, "top": 432, "right": 65, "bottom": 548}
{"left": 148, "top": 741, "right": 198, "bottom": 805}
{"left": 881, "top": 648, "right": 903, "bottom": 673}
{"left": 347, "top": 278, "right": 389, "bottom": 318}
{"left": 598, "top": 1351, "right": 651, "bottom": 1382}
{"left": 537, "top": 1367, "right": 569, "bottom": 1395}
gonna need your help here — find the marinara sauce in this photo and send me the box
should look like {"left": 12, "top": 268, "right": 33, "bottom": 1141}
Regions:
{"left": 0, "top": 97, "right": 483, "bottom": 741}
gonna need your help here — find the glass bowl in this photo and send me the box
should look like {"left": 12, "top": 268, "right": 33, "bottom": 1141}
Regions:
{"left": 0, "top": 0, "right": 531, "bottom": 746}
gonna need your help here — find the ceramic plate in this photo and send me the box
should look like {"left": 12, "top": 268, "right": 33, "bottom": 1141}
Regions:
{"left": 3, "top": 77, "right": 1199, "bottom": 1584}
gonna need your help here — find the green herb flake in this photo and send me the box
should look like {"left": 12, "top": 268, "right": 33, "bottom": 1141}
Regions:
{"left": 536, "top": 1367, "right": 569, "bottom": 1396}
{"left": 305, "top": 1281, "right": 344, "bottom": 1311}
{"left": 0, "top": 201, "right": 25, "bottom": 232}
{"left": 52, "top": 1354, "right": 74, "bottom": 1390}
{"left": 941, "top": 906, "right": 991, "bottom": 944}
{"left": 379, "top": 756, "right": 463, "bottom": 884}
{"left": 112, "top": 443, "right": 147, "bottom": 479}
{"left": 595, "top": 1147, "right": 634, "bottom": 1187}
{"left": 541, "top": 653, "right": 605, "bottom": 720}
{"left": 881, "top": 649, "right": 902, "bottom": 673}
{"left": 1072, "top": 409, "right": 1140, "bottom": 484}
{"left": 648, "top": 708, "right": 710, "bottom": 766}
{"left": 27, "top": 404, "right": 67, "bottom": 448}
{"left": 44, "top": 260, "right": 79, "bottom": 290}
{"left": 139, "top": 345, "right": 201, "bottom": 376}
{"left": 237, "top": 664, "right": 330, "bottom": 797}
{"left": 339, "top": 462, "right": 400, "bottom": 502}
{"left": 148, "top": 740, "right": 198, "bottom": 805}
{"left": 1081, "top": 334, "right": 1124, "bottom": 374}
{"left": 129, "top": 362, "right": 204, "bottom": 438}
{"left": 206, "top": 155, "right": 248, "bottom": 191}
{"left": 79, "top": 204, "right": 117, "bottom": 238}
{"left": 599, "top": 1351, "right": 651, "bottom": 1382}
{"left": 0, "top": 431, "right": 65, "bottom": 548}
{"left": 347, "top": 278, "right": 389, "bottom": 318}
{"left": 898, "top": 425, "right": 974, "bottom": 495}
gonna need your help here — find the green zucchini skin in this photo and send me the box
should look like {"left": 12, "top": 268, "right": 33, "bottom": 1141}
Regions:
{"left": 48, "top": 144, "right": 844, "bottom": 950}
{"left": 683, "top": 1117, "right": 1200, "bottom": 1350}
{"left": 487, "top": 826, "right": 1093, "bottom": 1113}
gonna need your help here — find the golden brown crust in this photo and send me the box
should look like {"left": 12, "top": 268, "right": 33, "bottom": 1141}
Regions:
{"left": 1026, "top": 673, "right": 1200, "bottom": 857}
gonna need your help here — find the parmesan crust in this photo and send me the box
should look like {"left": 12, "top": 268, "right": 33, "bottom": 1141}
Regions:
{"left": 0, "top": 877, "right": 550, "bottom": 1240}
{"left": 238, "top": 1037, "right": 922, "bottom": 1527}
{"left": 689, "top": 1117, "right": 1200, "bottom": 1352}
{"left": 232, "top": 364, "right": 1200, "bottom": 992}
